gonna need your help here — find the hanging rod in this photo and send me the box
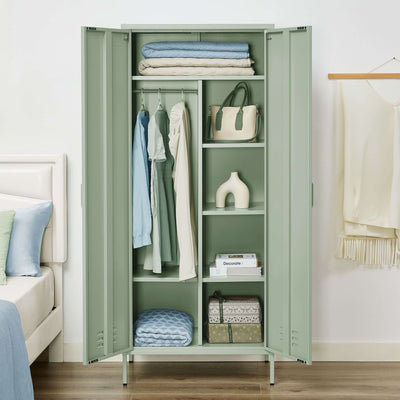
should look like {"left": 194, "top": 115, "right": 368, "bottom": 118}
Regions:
{"left": 329, "top": 57, "right": 400, "bottom": 79}
{"left": 132, "top": 88, "right": 198, "bottom": 93}
{"left": 328, "top": 73, "right": 400, "bottom": 79}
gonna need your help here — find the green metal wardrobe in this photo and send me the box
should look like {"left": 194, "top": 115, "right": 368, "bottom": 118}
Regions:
{"left": 81, "top": 24, "right": 312, "bottom": 385}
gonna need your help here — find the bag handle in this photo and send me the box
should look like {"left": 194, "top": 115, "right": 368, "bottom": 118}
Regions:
{"left": 215, "top": 82, "right": 250, "bottom": 131}
{"left": 227, "top": 82, "right": 249, "bottom": 107}
{"left": 221, "top": 82, "right": 249, "bottom": 108}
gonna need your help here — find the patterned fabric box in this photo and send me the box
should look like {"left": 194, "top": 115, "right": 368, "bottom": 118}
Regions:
{"left": 208, "top": 293, "right": 262, "bottom": 324}
{"left": 207, "top": 323, "right": 262, "bottom": 343}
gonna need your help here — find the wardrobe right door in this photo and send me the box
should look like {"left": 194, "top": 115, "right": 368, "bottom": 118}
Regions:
{"left": 266, "top": 26, "right": 312, "bottom": 364}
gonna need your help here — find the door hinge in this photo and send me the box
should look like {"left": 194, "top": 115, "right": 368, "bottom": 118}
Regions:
{"left": 297, "top": 26, "right": 307, "bottom": 31}
{"left": 88, "top": 358, "right": 99, "bottom": 364}
{"left": 86, "top": 27, "right": 97, "bottom": 31}
{"left": 123, "top": 34, "right": 129, "bottom": 41}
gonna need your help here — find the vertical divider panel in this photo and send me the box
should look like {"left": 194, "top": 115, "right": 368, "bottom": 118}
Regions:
{"left": 197, "top": 79, "right": 203, "bottom": 345}
{"left": 263, "top": 30, "right": 268, "bottom": 350}
{"left": 128, "top": 32, "right": 133, "bottom": 354}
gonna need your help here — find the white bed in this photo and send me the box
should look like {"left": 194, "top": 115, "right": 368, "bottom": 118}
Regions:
{"left": 0, "top": 154, "right": 67, "bottom": 364}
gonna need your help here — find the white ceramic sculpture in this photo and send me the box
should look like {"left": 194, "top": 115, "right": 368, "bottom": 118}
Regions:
{"left": 215, "top": 171, "right": 250, "bottom": 209}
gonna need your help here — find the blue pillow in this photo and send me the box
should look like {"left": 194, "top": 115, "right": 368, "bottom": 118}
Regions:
{"left": 6, "top": 202, "right": 52, "bottom": 277}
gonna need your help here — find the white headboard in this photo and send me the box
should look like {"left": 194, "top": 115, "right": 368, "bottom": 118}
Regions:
{"left": 0, "top": 154, "right": 67, "bottom": 264}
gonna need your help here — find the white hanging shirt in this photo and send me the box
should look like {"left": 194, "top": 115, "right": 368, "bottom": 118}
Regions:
{"left": 169, "top": 102, "right": 197, "bottom": 280}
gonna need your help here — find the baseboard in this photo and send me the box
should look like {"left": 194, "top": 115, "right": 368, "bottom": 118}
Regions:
{"left": 312, "top": 342, "right": 400, "bottom": 361}
{"left": 63, "top": 343, "right": 83, "bottom": 362}
{"left": 63, "top": 342, "right": 400, "bottom": 363}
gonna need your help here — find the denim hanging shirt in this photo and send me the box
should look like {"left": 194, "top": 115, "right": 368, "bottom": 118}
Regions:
{"left": 132, "top": 110, "right": 152, "bottom": 248}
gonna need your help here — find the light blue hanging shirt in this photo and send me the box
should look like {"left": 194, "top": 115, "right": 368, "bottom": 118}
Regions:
{"left": 132, "top": 110, "right": 152, "bottom": 248}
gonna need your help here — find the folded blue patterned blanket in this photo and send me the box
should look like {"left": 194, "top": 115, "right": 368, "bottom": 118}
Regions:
{"left": 134, "top": 309, "right": 193, "bottom": 347}
{"left": 142, "top": 41, "right": 249, "bottom": 59}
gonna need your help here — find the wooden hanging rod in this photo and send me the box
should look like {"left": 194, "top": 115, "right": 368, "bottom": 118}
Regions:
{"left": 328, "top": 73, "right": 400, "bottom": 79}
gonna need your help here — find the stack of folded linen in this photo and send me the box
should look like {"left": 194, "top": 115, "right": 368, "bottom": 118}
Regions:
{"left": 138, "top": 41, "right": 255, "bottom": 76}
{"left": 134, "top": 308, "right": 193, "bottom": 347}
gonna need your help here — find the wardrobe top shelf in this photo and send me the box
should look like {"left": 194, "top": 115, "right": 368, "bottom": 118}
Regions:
{"left": 121, "top": 24, "right": 274, "bottom": 32}
{"left": 132, "top": 76, "right": 265, "bottom": 81}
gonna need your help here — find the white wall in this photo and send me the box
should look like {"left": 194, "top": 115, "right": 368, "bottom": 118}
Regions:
{"left": 2, "top": 0, "right": 400, "bottom": 361}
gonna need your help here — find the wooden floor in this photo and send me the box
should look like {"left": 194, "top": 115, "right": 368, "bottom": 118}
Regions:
{"left": 31, "top": 361, "right": 400, "bottom": 399}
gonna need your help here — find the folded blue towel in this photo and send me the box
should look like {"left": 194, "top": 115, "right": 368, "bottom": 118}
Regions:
{"left": 142, "top": 41, "right": 249, "bottom": 52}
{"left": 134, "top": 309, "right": 193, "bottom": 347}
{"left": 142, "top": 41, "right": 250, "bottom": 59}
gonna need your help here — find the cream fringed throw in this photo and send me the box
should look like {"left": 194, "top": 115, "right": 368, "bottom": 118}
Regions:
{"left": 336, "top": 80, "right": 400, "bottom": 265}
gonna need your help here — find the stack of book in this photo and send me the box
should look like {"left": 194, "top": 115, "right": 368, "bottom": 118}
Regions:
{"left": 209, "top": 253, "right": 262, "bottom": 277}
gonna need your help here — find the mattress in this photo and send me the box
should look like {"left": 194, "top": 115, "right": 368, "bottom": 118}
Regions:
{"left": 0, "top": 267, "right": 54, "bottom": 339}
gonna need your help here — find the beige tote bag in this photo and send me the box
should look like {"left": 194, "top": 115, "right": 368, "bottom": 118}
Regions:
{"left": 210, "top": 82, "right": 259, "bottom": 142}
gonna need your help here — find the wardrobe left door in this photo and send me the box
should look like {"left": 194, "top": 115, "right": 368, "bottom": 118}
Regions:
{"left": 82, "top": 27, "right": 133, "bottom": 364}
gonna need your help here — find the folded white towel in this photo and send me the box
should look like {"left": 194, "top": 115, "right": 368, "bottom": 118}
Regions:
{"left": 138, "top": 57, "right": 255, "bottom": 76}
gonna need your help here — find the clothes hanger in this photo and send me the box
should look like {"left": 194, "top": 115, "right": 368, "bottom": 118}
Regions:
{"left": 157, "top": 88, "right": 163, "bottom": 110}
{"left": 140, "top": 89, "right": 146, "bottom": 114}
{"left": 328, "top": 57, "right": 400, "bottom": 79}
{"left": 369, "top": 56, "right": 400, "bottom": 73}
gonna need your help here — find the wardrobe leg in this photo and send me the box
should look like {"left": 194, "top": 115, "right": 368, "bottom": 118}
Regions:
{"left": 122, "top": 353, "right": 128, "bottom": 386}
{"left": 269, "top": 353, "right": 275, "bottom": 385}
{"left": 129, "top": 354, "right": 133, "bottom": 363}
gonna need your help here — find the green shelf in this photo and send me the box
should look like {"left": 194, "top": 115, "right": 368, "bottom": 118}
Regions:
{"left": 201, "top": 341, "right": 266, "bottom": 355}
{"left": 202, "top": 142, "right": 265, "bottom": 148}
{"left": 133, "top": 265, "right": 197, "bottom": 282}
{"left": 132, "top": 75, "right": 265, "bottom": 81}
{"left": 202, "top": 274, "right": 264, "bottom": 283}
{"left": 122, "top": 24, "right": 274, "bottom": 32}
{"left": 202, "top": 202, "right": 265, "bottom": 216}
{"left": 130, "top": 328, "right": 266, "bottom": 355}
